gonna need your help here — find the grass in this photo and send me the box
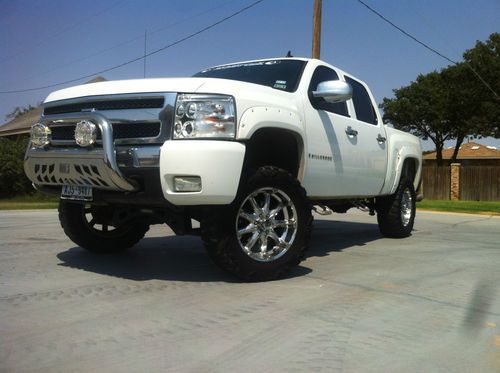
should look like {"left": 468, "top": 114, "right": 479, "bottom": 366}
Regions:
{"left": 1, "top": 194, "right": 499, "bottom": 215}
{"left": 0, "top": 194, "right": 59, "bottom": 210}
{"left": 417, "top": 199, "right": 500, "bottom": 215}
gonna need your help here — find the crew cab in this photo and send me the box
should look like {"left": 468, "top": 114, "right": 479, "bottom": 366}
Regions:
{"left": 25, "top": 57, "right": 422, "bottom": 281}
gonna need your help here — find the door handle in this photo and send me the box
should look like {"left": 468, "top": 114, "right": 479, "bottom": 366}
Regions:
{"left": 377, "top": 134, "right": 387, "bottom": 143}
{"left": 345, "top": 126, "right": 358, "bottom": 137}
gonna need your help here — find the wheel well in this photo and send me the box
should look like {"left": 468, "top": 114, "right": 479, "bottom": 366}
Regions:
{"left": 243, "top": 128, "right": 303, "bottom": 178}
{"left": 401, "top": 158, "right": 417, "bottom": 183}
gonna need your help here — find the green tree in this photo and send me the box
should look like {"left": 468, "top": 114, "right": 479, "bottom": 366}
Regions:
{"left": 381, "top": 71, "right": 451, "bottom": 166}
{"left": 0, "top": 137, "right": 33, "bottom": 198}
{"left": 462, "top": 33, "right": 500, "bottom": 138}
{"left": 381, "top": 33, "right": 500, "bottom": 165}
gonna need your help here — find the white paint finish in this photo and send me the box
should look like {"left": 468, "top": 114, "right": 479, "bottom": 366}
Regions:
{"left": 42, "top": 57, "right": 422, "bottom": 203}
{"left": 238, "top": 106, "right": 304, "bottom": 142}
{"left": 159, "top": 140, "right": 245, "bottom": 205}
{"left": 381, "top": 127, "right": 422, "bottom": 195}
{"left": 301, "top": 110, "right": 388, "bottom": 197}
{"left": 44, "top": 78, "right": 208, "bottom": 103}
{"left": 299, "top": 61, "right": 389, "bottom": 197}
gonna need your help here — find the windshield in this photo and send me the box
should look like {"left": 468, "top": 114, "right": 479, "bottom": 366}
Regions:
{"left": 193, "top": 59, "right": 307, "bottom": 93}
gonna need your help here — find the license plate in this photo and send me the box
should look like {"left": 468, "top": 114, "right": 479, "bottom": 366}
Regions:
{"left": 61, "top": 185, "right": 93, "bottom": 201}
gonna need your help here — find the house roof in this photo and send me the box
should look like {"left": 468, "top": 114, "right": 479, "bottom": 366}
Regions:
{"left": 0, "top": 107, "right": 43, "bottom": 136}
{"left": 423, "top": 142, "right": 500, "bottom": 160}
{"left": 0, "top": 76, "right": 107, "bottom": 137}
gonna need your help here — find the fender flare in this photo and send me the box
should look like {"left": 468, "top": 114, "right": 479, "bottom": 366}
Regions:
{"left": 389, "top": 147, "right": 422, "bottom": 195}
{"left": 237, "top": 106, "right": 305, "bottom": 141}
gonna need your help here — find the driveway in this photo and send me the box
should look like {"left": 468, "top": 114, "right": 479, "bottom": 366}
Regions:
{"left": 1, "top": 209, "right": 499, "bottom": 372}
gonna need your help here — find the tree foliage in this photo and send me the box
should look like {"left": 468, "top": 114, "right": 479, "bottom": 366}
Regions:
{"left": 0, "top": 137, "right": 33, "bottom": 198}
{"left": 462, "top": 32, "right": 500, "bottom": 138}
{"left": 381, "top": 33, "right": 500, "bottom": 165}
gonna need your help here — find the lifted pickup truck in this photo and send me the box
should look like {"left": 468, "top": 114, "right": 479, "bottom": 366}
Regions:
{"left": 25, "top": 57, "right": 422, "bottom": 281}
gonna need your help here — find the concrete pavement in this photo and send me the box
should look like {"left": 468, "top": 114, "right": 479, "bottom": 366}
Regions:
{"left": 1, "top": 209, "right": 499, "bottom": 372}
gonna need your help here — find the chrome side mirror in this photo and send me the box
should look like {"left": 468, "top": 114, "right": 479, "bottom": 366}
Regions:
{"left": 312, "top": 80, "right": 353, "bottom": 103}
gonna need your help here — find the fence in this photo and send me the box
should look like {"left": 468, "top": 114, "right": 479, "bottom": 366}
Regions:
{"left": 422, "top": 164, "right": 500, "bottom": 201}
{"left": 422, "top": 165, "right": 450, "bottom": 200}
{"left": 460, "top": 166, "right": 500, "bottom": 201}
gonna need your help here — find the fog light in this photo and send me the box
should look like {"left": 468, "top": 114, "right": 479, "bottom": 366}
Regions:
{"left": 174, "top": 176, "right": 202, "bottom": 192}
{"left": 75, "top": 120, "right": 97, "bottom": 147}
{"left": 30, "top": 123, "right": 51, "bottom": 148}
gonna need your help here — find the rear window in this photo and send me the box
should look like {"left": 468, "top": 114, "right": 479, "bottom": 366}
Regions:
{"left": 193, "top": 59, "right": 306, "bottom": 93}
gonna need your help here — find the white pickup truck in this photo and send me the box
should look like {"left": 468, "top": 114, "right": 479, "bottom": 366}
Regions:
{"left": 25, "top": 57, "right": 422, "bottom": 281}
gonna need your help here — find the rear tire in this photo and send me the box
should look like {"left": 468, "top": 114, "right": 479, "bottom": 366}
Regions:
{"left": 58, "top": 200, "right": 150, "bottom": 253}
{"left": 202, "top": 166, "right": 312, "bottom": 282}
{"left": 376, "top": 178, "right": 416, "bottom": 238}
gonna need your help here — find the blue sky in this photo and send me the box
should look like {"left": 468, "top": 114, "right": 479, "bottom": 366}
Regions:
{"left": 0, "top": 0, "right": 498, "bottom": 149}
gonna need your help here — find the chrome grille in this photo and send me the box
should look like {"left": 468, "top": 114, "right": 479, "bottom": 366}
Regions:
{"left": 44, "top": 97, "right": 165, "bottom": 115}
{"left": 49, "top": 122, "right": 161, "bottom": 141}
{"left": 41, "top": 93, "right": 176, "bottom": 145}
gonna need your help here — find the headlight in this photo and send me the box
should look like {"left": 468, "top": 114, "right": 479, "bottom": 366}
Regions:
{"left": 174, "top": 94, "right": 236, "bottom": 139}
{"left": 30, "top": 123, "right": 51, "bottom": 148}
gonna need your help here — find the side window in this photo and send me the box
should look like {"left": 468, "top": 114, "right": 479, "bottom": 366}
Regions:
{"left": 308, "top": 66, "right": 348, "bottom": 117}
{"left": 345, "top": 76, "right": 378, "bottom": 125}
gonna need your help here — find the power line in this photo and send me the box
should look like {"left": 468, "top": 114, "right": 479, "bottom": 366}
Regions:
{"left": 356, "top": 0, "right": 457, "bottom": 64}
{"left": 0, "top": 0, "right": 127, "bottom": 64}
{"left": 0, "top": 0, "right": 265, "bottom": 94}
{"left": 356, "top": 0, "right": 499, "bottom": 99}
{"left": 5, "top": 0, "right": 238, "bottom": 86}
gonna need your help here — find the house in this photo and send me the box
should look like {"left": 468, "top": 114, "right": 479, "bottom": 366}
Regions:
{"left": 0, "top": 107, "right": 43, "bottom": 139}
{"left": 423, "top": 141, "right": 500, "bottom": 166}
{"left": 422, "top": 141, "right": 500, "bottom": 201}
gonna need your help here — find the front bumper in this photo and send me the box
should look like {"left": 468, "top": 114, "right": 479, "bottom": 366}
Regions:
{"left": 25, "top": 112, "right": 137, "bottom": 192}
{"left": 160, "top": 140, "right": 246, "bottom": 205}
{"left": 25, "top": 114, "right": 246, "bottom": 206}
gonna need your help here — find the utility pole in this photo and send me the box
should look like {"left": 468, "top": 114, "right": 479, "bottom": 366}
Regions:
{"left": 312, "top": 0, "right": 322, "bottom": 59}
{"left": 143, "top": 30, "right": 147, "bottom": 78}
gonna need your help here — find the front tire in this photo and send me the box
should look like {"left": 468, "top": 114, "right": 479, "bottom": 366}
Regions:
{"left": 58, "top": 201, "right": 150, "bottom": 253}
{"left": 202, "top": 166, "right": 312, "bottom": 282}
{"left": 376, "top": 177, "right": 416, "bottom": 238}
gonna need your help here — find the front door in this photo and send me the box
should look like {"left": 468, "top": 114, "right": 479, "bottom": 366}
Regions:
{"left": 302, "top": 66, "right": 388, "bottom": 198}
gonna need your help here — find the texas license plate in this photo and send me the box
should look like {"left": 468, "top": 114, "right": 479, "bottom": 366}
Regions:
{"left": 61, "top": 185, "right": 93, "bottom": 201}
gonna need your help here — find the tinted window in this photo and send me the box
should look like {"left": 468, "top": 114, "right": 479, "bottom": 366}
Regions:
{"left": 308, "top": 66, "right": 348, "bottom": 117}
{"left": 193, "top": 59, "right": 306, "bottom": 93}
{"left": 345, "top": 76, "right": 377, "bottom": 125}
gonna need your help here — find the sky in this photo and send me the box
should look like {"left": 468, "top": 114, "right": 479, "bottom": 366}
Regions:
{"left": 0, "top": 0, "right": 498, "bottom": 150}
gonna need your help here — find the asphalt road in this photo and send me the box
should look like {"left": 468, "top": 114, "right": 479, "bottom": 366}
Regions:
{"left": 1, "top": 208, "right": 499, "bottom": 372}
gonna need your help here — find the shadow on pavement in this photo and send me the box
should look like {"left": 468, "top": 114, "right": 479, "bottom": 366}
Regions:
{"left": 56, "top": 219, "right": 382, "bottom": 282}
{"left": 308, "top": 219, "right": 383, "bottom": 257}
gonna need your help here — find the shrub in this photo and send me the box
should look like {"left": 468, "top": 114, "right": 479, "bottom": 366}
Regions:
{"left": 0, "top": 137, "right": 33, "bottom": 198}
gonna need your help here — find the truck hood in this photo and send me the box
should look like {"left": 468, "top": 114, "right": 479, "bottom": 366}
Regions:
{"left": 44, "top": 78, "right": 210, "bottom": 103}
{"left": 44, "top": 77, "right": 301, "bottom": 120}
{"left": 44, "top": 77, "right": 295, "bottom": 104}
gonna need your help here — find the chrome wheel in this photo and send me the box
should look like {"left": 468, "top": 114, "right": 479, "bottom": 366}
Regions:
{"left": 236, "top": 187, "right": 298, "bottom": 262}
{"left": 401, "top": 188, "right": 413, "bottom": 227}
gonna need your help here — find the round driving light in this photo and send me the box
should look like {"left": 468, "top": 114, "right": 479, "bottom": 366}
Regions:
{"left": 30, "top": 123, "right": 51, "bottom": 148}
{"left": 75, "top": 120, "right": 97, "bottom": 147}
